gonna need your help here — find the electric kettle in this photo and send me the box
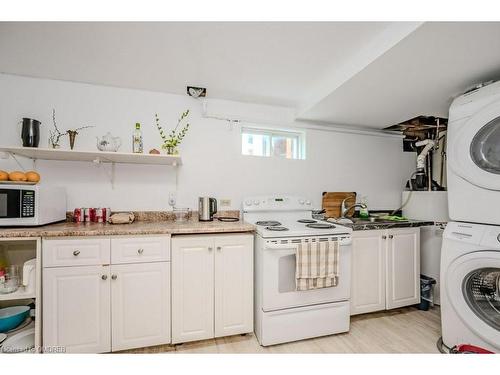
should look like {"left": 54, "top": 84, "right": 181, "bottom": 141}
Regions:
{"left": 198, "top": 197, "right": 217, "bottom": 221}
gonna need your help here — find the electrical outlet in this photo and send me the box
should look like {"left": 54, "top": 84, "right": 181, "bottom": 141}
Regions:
{"left": 168, "top": 192, "right": 177, "bottom": 208}
{"left": 220, "top": 199, "right": 231, "bottom": 207}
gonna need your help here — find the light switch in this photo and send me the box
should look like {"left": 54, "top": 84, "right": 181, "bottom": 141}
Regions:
{"left": 220, "top": 199, "right": 231, "bottom": 207}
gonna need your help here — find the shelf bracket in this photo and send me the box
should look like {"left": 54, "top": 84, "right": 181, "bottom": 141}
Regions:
{"left": 9, "top": 152, "right": 35, "bottom": 172}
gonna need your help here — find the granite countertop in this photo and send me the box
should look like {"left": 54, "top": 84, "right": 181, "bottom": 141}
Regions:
{"left": 337, "top": 219, "right": 435, "bottom": 231}
{"left": 0, "top": 218, "right": 255, "bottom": 238}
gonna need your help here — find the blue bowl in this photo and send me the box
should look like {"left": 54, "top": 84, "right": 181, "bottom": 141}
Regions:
{"left": 0, "top": 306, "right": 30, "bottom": 332}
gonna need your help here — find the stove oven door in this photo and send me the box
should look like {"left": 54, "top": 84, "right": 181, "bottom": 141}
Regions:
{"left": 261, "top": 238, "right": 351, "bottom": 312}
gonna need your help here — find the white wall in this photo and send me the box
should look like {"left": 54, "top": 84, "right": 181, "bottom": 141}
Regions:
{"left": 0, "top": 74, "right": 415, "bottom": 211}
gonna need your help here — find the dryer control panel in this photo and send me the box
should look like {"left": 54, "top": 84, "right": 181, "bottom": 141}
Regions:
{"left": 444, "top": 222, "right": 486, "bottom": 245}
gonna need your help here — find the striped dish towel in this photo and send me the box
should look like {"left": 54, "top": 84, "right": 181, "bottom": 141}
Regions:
{"left": 295, "top": 240, "right": 340, "bottom": 291}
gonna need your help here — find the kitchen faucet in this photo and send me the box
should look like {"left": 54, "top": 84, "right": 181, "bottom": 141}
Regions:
{"left": 340, "top": 197, "right": 367, "bottom": 218}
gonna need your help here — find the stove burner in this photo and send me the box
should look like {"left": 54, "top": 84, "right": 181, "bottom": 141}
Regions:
{"left": 266, "top": 226, "right": 289, "bottom": 231}
{"left": 297, "top": 219, "right": 317, "bottom": 224}
{"left": 256, "top": 220, "right": 281, "bottom": 226}
{"left": 306, "top": 223, "right": 336, "bottom": 229}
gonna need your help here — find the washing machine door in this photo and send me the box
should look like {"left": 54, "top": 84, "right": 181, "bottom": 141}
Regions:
{"left": 446, "top": 251, "right": 500, "bottom": 348}
{"left": 449, "top": 101, "right": 500, "bottom": 190}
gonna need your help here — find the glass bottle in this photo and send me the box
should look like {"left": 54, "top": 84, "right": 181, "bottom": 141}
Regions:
{"left": 132, "top": 123, "right": 143, "bottom": 153}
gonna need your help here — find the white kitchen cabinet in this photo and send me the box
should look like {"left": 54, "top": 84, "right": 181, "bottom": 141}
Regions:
{"left": 214, "top": 235, "right": 254, "bottom": 337}
{"left": 350, "top": 227, "right": 420, "bottom": 315}
{"left": 42, "top": 236, "right": 171, "bottom": 353}
{"left": 111, "top": 262, "right": 171, "bottom": 351}
{"left": 171, "top": 234, "right": 253, "bottom": 344}
{"left": 171, "top": 235, "right": 214, "bottom": 344}
{"left": 43, "top": 265, "right": 111, "bottom": 353}
{"left": 350, "top": 230, "right": 386, "bottom": 315}
{"left": 385, "top": 228, "right": 420, "bottom": 309}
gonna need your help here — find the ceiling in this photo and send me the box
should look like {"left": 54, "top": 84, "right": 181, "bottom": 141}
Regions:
{"left": 300, "top": 22, "right": 500, "bottom": 128}
{"left": 1, "top": 21, "right": 500, "bottom": 129}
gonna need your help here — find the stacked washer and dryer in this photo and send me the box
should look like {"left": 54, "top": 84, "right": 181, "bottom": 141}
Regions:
{"left": 441, "top": 81, "right": 500, "bottom": 352}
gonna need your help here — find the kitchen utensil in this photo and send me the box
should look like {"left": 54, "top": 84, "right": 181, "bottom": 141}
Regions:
{"left": 0, "top": 265, "right": 20, "bottom": 294}
{"left": 96, "top": 132, "right": 122, "bottom": 152}
{"left": 217, "top": 217, "right": 239, "bottom": 222}
{"left": 6, "top": 316, "right": 31, "bottom": 333}
{"left": 312, "top": 209, "right": 326, "bottom": 220}
{"left": 20, "top": 118, "right": 41, "bottom": 147}
{"left": 0, "top": 306, "right": 30, "bottom": 332}
{"left": 198, "top": 197, "right": 217, "bottom": 222}
{"left": 321, "top": 192, "right": 357, "bottom": 218}
{"left": 1, "top": 327, "right": 35, "bottom": 353}
{"left": 22, "top": 259, "right": 36, "bottom": 295}
{"left": 173, "top": 208, "right": 191, "bottom": 222}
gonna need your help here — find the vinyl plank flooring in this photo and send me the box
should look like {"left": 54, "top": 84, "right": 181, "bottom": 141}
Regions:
{"left": 119, "top": 306, "right": 442, "bottom": 354}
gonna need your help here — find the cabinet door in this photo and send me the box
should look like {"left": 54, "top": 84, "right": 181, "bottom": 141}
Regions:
{"left": 214, "top": 234, "right": 253, "bottom": 337}
{"left": 171, "top": 236, "right": 214, "bottom": 344}
{"left": 350, "top": 230, "right": 386, "bottom": 315}
{"left": 43, "top": 265, "right": 111, "bottom": 353}
{"left": 386, "top": 228, "right": 420, "bottom": 309}
{"left": 111, "top": 262, "right": 171, "bottom": 351}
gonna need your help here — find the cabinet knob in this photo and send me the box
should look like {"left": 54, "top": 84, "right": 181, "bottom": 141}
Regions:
{"left": 111, "top": 274, "right": 117, "bottom": 280}
{"left": 216, "top": 246, "right": 221, "bottom": 251}
{"left": 382, "top": 235, "right": 387, "bottom": 239}
{"left": 208, "top": 247, "right": 213, "bottom": 251}
{"left": 389, "top": 235, "right": 394, "bottom": 239}
{"left": 138, "top": 248, "right": 144, "bottom": 254}
{"left": 73, "top": 250, "right": 80, "bottom": 256}
{"left": 101, "top": 275, "right": 108, "bottom": 280}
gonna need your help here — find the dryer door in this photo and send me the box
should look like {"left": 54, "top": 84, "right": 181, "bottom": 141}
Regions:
{"left": 446, "top": 251, "right": 500, "bottom": 348}
{"left": 449, "top": 101, "right": 500, "bottom": 190}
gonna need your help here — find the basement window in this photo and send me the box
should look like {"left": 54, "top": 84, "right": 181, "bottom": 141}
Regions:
{"left": 241, "top": 127, "right": 305, "bottom": 160}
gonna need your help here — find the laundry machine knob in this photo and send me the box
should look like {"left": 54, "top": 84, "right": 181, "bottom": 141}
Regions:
{"left": 245, "top": 200, "right": 252, "bottom": 206}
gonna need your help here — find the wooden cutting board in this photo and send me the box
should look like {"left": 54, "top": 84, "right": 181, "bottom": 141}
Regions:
{"left": 322, "top": 192, "right": 357, "bottom": 218}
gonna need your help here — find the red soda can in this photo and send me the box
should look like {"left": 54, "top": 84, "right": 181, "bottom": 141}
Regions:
{"left": 96, "top": 208, "right": 103, "bottom": 223}
{"left": 89, "top": 208, "right": 96, "bottom": 222}
{"left": 84, "top": 208, "right": 91, "bottom": 222}
{"left": 102, "top": 208, "right": 111, "bottom": 223}
{"left": 73, "top": 208, "right": 83, "bottom": 222}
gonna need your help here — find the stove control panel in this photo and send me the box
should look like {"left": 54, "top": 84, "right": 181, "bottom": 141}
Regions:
{"left": 243, "top": 196, "right": 317, "bottom": 211}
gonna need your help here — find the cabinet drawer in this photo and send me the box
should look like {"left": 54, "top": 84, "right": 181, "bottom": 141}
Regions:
{"left": 43, "top": 238, "right": 111, "bottom": 268}
{"left": 111, "top": 236, "right": 170, "bottom": 264}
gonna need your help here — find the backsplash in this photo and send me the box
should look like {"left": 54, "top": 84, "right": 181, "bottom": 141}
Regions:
{"left": 66, "top": 210, "right": 241, "bottom": 222}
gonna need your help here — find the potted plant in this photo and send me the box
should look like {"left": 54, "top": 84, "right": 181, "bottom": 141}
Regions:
{"left": 155, "top": 110, "right": 190, "bottom": 155}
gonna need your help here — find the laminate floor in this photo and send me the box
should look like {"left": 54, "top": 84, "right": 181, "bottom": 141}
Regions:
{"left": 120, "top": 306, "right": 442, "bottom": 354}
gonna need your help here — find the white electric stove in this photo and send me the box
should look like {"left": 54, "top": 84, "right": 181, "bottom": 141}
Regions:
{"left": 243, "top": 195, "right": 353, "bottom": 346}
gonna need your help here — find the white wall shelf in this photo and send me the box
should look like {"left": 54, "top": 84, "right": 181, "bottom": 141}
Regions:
{"left": 0, "top": 147, "right": 181, "bottom": 189}
{"left": 0, "top": 147, "right": 182, "bottom": 167}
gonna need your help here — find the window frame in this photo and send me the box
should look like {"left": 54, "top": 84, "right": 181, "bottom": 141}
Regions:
{"left": 241, "top": 126, "right": 306, "bottom": 160}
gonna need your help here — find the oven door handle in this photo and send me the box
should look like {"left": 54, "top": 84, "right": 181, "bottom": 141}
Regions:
{"left": 264, "top": 243, "right": 300, "bottom": 250}
{"left": 264, "top": 240, "right": 350, "bottom": 250}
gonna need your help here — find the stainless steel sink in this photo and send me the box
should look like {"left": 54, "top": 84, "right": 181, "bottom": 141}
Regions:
{"left": 328, "top": 217, "right": 409, "bottom": 225}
